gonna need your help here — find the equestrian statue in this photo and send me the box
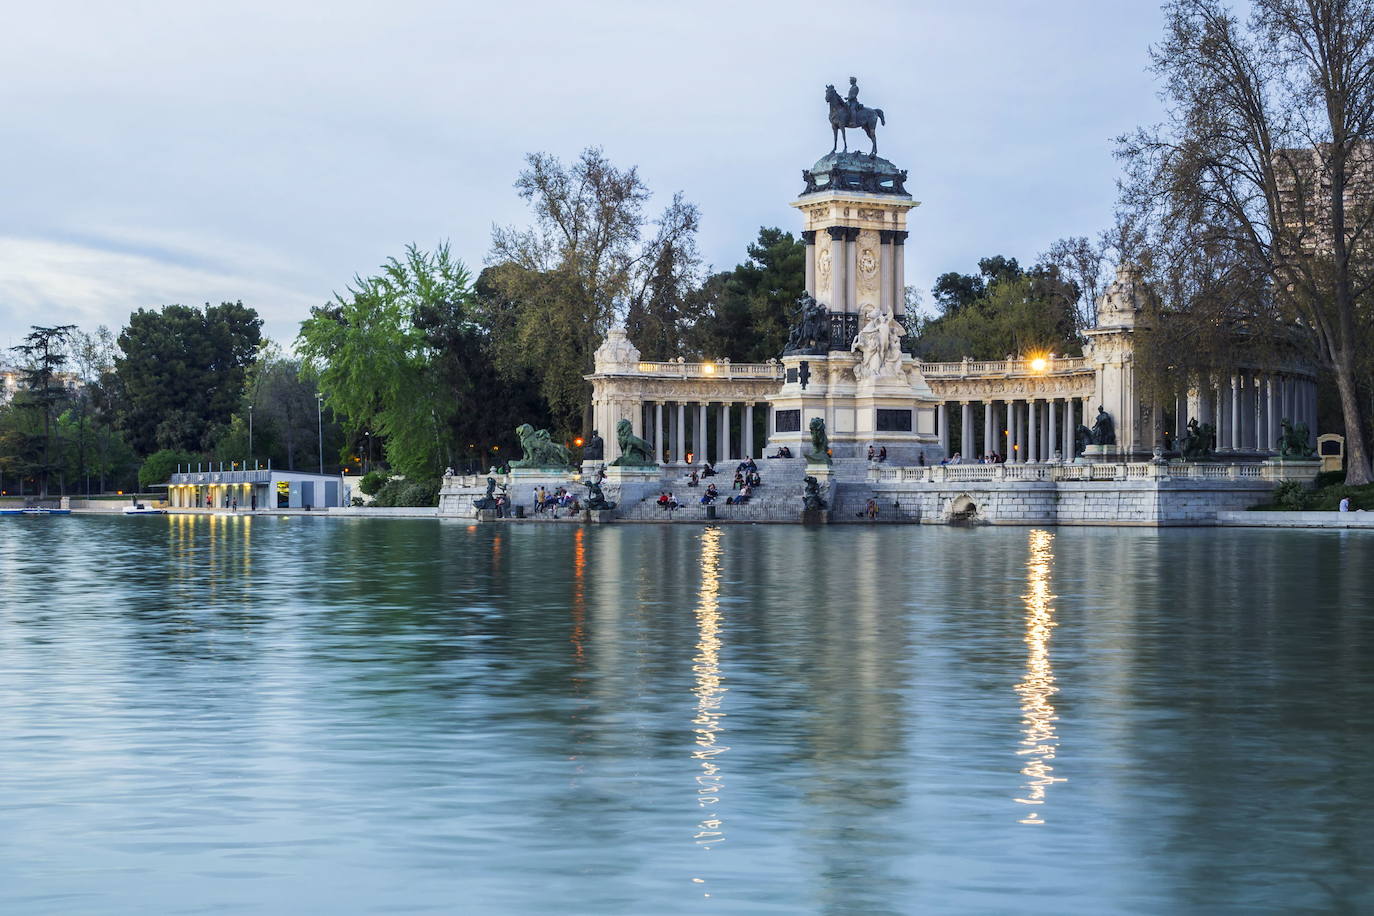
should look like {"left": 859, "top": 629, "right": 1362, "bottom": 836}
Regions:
{"left": 825, "top": 77, "right": 885, "bottom": 157}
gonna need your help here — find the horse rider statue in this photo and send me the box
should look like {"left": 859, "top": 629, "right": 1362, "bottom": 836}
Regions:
{"left": 826, "top": 77, "right": 886, "bottom": 157}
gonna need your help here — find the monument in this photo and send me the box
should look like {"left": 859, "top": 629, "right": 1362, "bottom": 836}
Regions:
{"left": 766, "top": 77, "right": 939, "bottom": 463}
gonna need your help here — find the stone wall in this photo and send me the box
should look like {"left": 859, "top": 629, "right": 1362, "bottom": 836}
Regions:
{"left": 842, "top": 477, "right": 1277, "bottom": 526}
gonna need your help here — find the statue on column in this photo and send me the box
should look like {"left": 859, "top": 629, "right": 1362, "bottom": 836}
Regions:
{"left": 1089, "top": 407, "right": 1116, "bottom": 446}
{"left": 825, "top": 78, "right": 886, "bottom": 156}
{"left": 583, "top": 430, "right": 605, "bottom": 461}
{"left": 851, "top": 303, "right": 906, "bottom": 381}
{"left": 783, "top": 293, "right": 831, "bottom": 356}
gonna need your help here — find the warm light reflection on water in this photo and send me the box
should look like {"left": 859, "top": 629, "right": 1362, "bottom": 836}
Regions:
{"left": 1015, "top": 528, "right": 1064, "bottom": 823}
{"left": 691, "top": 526, "right": 728, "bottom": 849}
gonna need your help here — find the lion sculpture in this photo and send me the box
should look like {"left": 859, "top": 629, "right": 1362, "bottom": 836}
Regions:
{"left": 511, "top": 423, "right": 572, "bottom": 469}
{"left": 805, "top": 417, "right": 832, "bottom": 465}
{"left": 610, "top": 418, "right": 656, "bottom": 467}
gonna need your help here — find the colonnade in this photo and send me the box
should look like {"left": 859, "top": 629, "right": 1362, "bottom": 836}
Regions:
{"left": 932, "top": 397, "right": 1090, "bottom": 463}
{"left": 1182, "top": 371, "right": 1318, "bottom": 452}
{"left": 633, "top": 400, "right": 772, "bottom": 466}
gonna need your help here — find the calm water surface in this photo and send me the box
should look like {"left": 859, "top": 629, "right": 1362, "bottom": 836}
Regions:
{"left": 1, "top": 515, "right": 1371, "bottom": 914}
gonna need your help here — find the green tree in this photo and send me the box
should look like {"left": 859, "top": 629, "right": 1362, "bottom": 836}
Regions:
{"left": 138, "top": 448, "right": 200, "bottom": 490}
{"left": 9, "top": 324, "right": 76, "bottom": 497}
{"left": 297, "top": 244, "right": 471, "bottom": 478}
{"left": 1118, "top": 0, "right": 1374, "bottom": 483}
{"left": 911, "top": 258, "right": 1081, "bottom": 361}
{"left": 115, "top": 302, "right": 263, "bottom": 455}
{"left": 689, "top": 227, "right": 806, "bottom": 362}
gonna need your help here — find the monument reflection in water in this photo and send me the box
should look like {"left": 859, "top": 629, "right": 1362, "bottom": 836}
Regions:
{"left": 2, "top": 517, "right": 1373, "bottom": 913}
{"left": 1015, "top": 529, "right": 1064, "bottom": 823}
{"left": 691, "top": 528, "right": 728, "bottom": 850}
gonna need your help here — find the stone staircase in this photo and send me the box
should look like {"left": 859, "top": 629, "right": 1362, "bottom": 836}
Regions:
{"left": 618, "top": 457, "right": 810, "bottom": 522}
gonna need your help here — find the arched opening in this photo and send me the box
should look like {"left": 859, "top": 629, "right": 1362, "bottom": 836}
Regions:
{"left": 948, "top": 494, "right": 979, "bottom": 523}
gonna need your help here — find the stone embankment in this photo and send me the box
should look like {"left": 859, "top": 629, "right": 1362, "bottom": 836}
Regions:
{"left": 1216, "top": 510, "right": 1374, "bottom": 528}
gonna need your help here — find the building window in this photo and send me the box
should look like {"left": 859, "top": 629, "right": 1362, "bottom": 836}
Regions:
{"left": 876, "top": 409, "right": 913, "bottom": 431}
{"left": 775, "top": 409, "right": 801, "bottom": 432}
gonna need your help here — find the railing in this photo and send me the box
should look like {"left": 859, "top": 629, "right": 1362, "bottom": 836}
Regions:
{"left": 169, "top": 470, "right": 272, "bottom": 485}
{"left": 607, "top": 360, "right": 784, "bottom": 379}
{"left": 918, "top": 357, "right": 1093, "bottom": 378}
{"left": 866, "top": 459, "right": 1316, "bottom": 484}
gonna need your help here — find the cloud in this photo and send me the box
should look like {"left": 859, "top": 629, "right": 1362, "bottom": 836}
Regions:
{"left": 0, "top": 235, "right": 321, "bottom": 346}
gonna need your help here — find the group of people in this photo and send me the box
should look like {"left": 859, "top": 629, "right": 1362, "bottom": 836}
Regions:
{"left": 532, "top": 486, "right": 579, "bottom": 517}
{"left": 937, "top": 452, "right": 1009, "bottom": 465}
{"left": 768, "top": 446, "right": 794, "bottom": 458}
{"left": 865, "top": 445, "right": 888, "bottom": 462}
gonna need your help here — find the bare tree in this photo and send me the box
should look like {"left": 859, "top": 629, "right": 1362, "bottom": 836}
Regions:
{"left": 1041, "top": 236, "right": 1109, "bottom": 331}
{"left": 1119, "top": 0, "right": 1374, "bottom": 483}
{"left": 485, "top": 148, "right": 700, "bottom": 436}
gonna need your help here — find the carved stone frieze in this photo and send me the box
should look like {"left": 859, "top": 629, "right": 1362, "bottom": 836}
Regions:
{"left": 856, "top": 228, "right": 881, "bottom": 299}
{"left": 925, "top": 375, "right": 1096, "bottom": 399}
{"left": 592, "top": 377, "right": 782, "bottom": 403}
{"left": 816, "top": 245, "right": 832, "bottom": 286}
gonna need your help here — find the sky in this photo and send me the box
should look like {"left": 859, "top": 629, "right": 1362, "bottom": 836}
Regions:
{"left": 0, "top": 0, "right": 1169, "bottom": 348}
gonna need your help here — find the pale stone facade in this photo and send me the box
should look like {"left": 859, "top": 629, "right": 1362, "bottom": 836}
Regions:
{"left": 449, "top": 123, "right": 1327, "bottom": 525}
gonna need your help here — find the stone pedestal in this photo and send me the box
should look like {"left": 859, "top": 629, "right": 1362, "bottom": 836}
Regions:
{"left": 801, "top": 508, "right": 831, "bottom": 525}
{"left": 602, "top": 465, "right": 664, "bottom": 512}
{"left": 585, "top": 509, "right": 616, "bottom": 524}
{"left": 1261, "top": 457, "right": 1322, "bottom": 483}
{"left": 766, "top": 352, "right": 940, "bottom": 468}
{"left": 1081, "top": 444, "right": 1119, "bottom": 462}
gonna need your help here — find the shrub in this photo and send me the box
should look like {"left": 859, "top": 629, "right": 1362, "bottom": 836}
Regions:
{"left": 372, "top": 477, "right": 441, "bottom": 507}
{"left": 1272, "top": 480, "right": 1310, "bottom": 511}
{"left": 1314, "top": 470, "right": 1346, "bottom": 489}
{"left": 358, "top": 470, "right": 388, "bottom": 496}
{"left": 1306, "top": 482, "right": 1374, "bottom": 511}
{"left": 138, "top": 449, "right": 201, "bottom": 490}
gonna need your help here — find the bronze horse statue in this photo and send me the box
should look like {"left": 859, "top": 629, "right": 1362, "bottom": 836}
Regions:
{"left": 826, "top": 84, "right": 885, "bottom": 157}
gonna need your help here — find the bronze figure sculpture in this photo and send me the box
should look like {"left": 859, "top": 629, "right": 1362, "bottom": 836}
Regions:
{"left": 825, "top": 79, "right": 885, "bottom": 157}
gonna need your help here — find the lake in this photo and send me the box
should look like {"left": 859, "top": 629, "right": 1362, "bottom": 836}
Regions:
{"left": 1, "top": 515, "right": 1371, "bottom": 914}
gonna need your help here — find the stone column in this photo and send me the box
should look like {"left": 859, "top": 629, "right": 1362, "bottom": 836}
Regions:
{"left": 845, "top": 227, "right": 860, "bottom": 314}
{"left": 1236, "top": 373, "right": 1247, "bottom": 453}
{"left": 654, "top": 402, "right": 664, "bottom": 464}
{"left": 802, "top": 230, "right": 817, "bottom": 296}
{"left": 1011, "top": 401, "right": 1022, "bottom": 463}
{"left": 1065, "top": 397, "right": 1076, "bottom": 458}
{"left": 745, "top": 403, "right": 755, "bottom": 458}
{"left": 1027, "top": 399, "right": 1039, "bottom": 462}
{"left": 827, "top": 226, "right": 846, "bottom": 312}
{"left": 1307, "top": 378, "right": 1318, "bottom": 443}
{"left": 675, "top": 402, "right": 686, "bottom": 465}
{"left": 1048, "top": 398, "right": 1059, "bottom": 460}
{"left": 718, "top": 403, "right": 730, "bottom": 464}
{"left": 698, "top": 402, "right": 708, "bottom": 464}
{"left": 892, "top": 231, "right": 908, "bottom": 319}
{"left": 938, "top": 403, "right": 949, "bottom": 456}
{"left": 961, "top": 402, "right": 974, "bottom": 458}
{"left": 879, "top": 230, "right": 895, "bottom": 315}
{"left": 1005, "top": 400, "right": 1015, "bottom": 461}
{"left": 983, "top": 401, "right": 994, "bottom": 459}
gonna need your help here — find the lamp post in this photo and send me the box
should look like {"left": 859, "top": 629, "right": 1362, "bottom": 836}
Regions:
{"left": 248, "top": 404, "right": 254, "bottom": 469}
{"left": 316, "top": 393, "right": 324, "bottom": 474}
